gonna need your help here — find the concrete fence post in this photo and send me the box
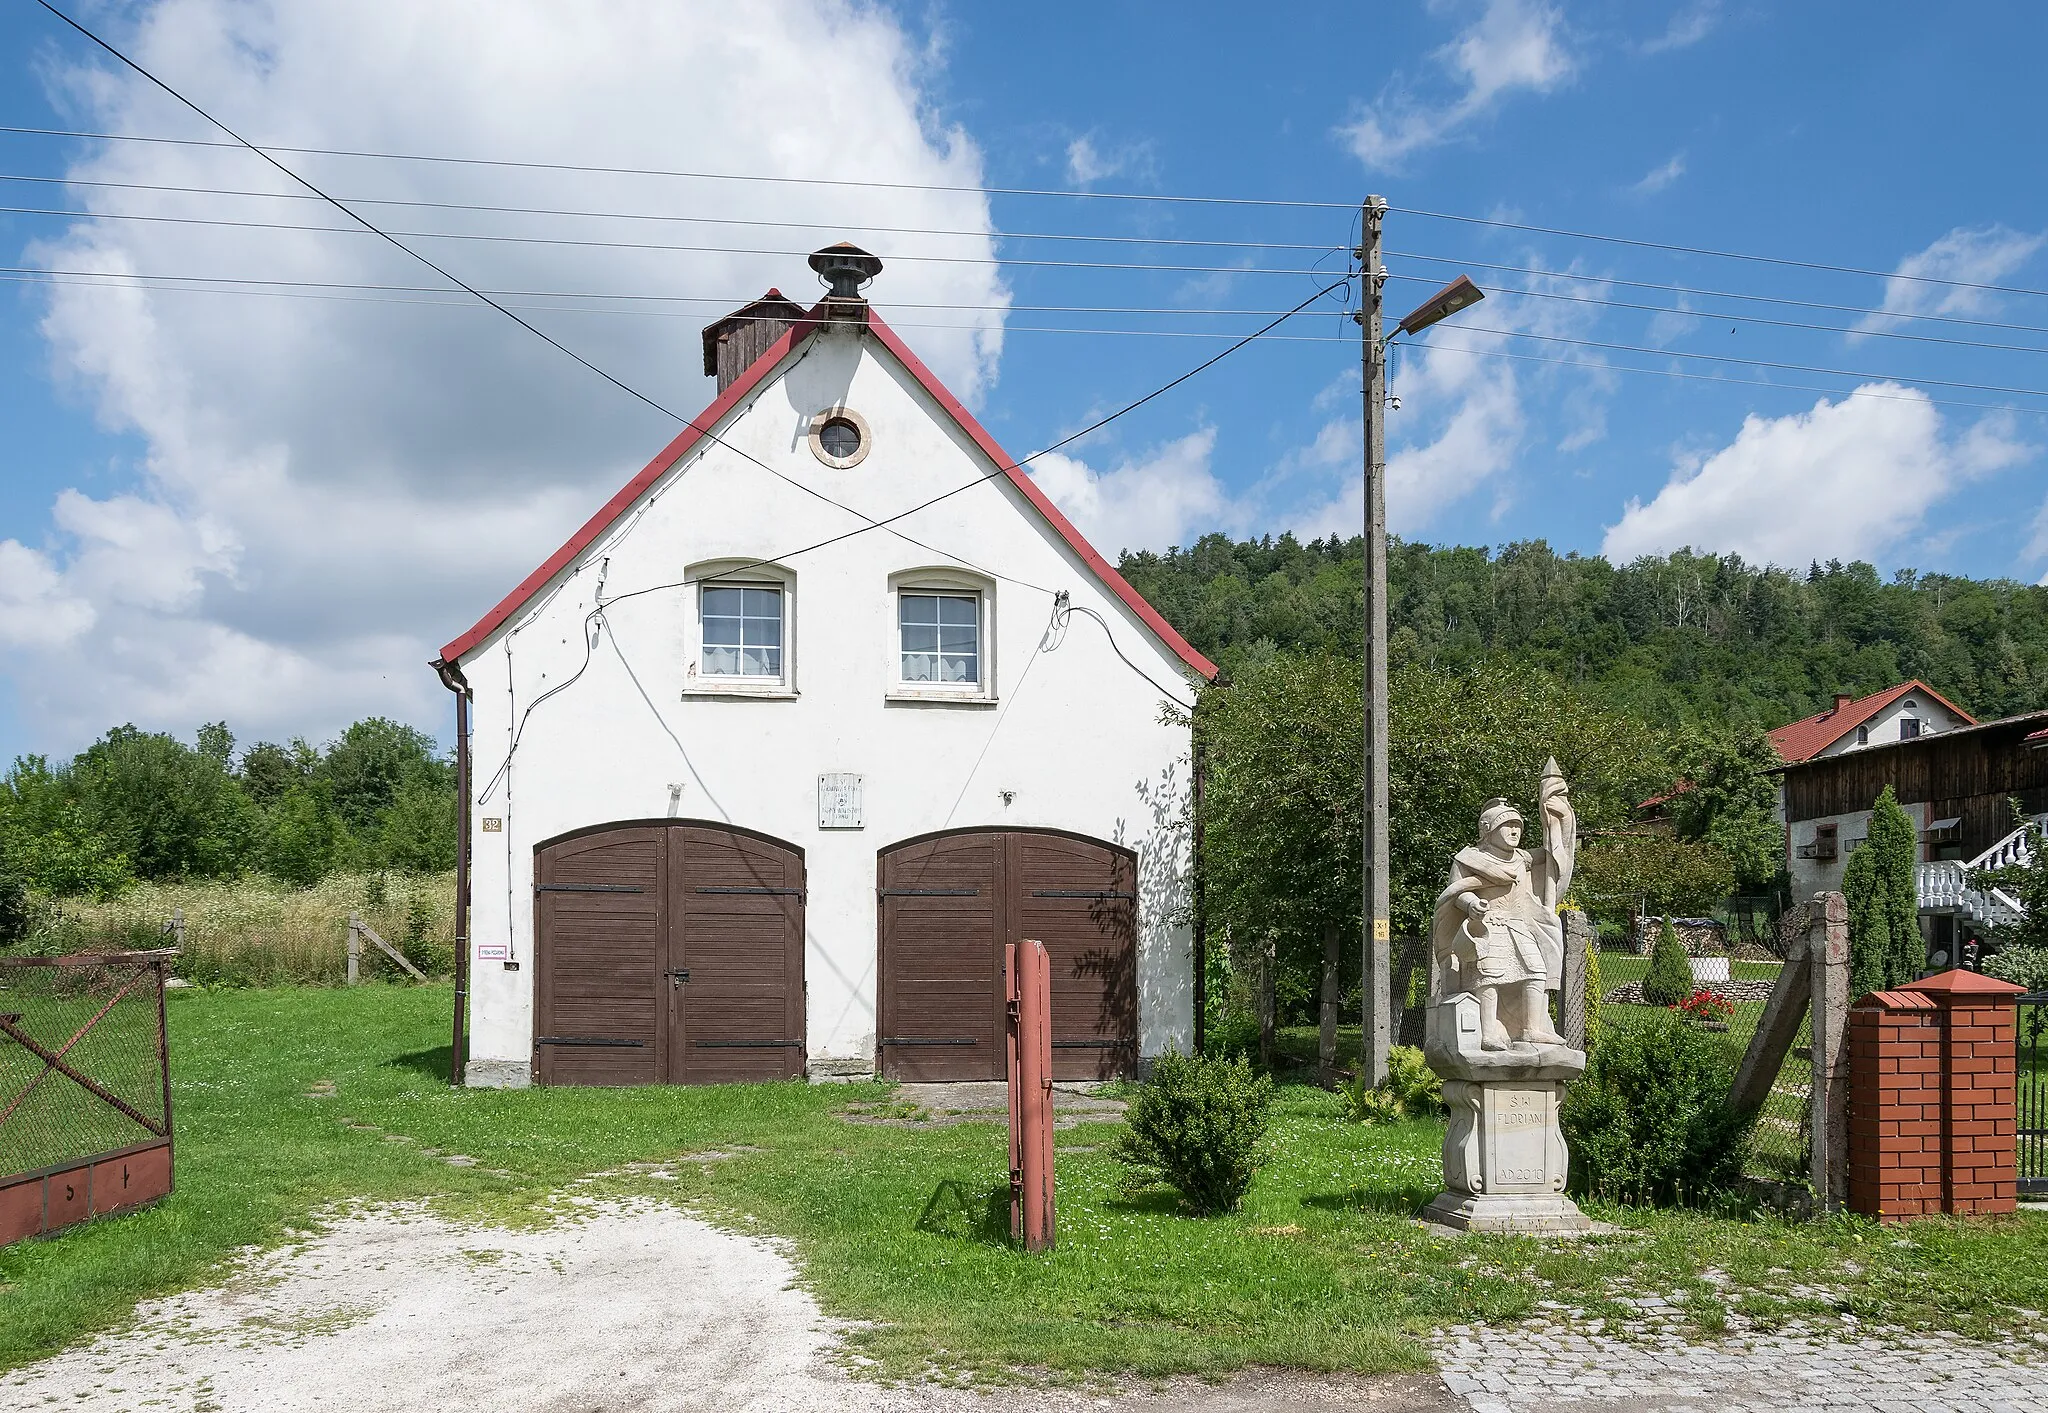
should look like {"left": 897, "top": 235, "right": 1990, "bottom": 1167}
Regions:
{"left": 1559, "top": 909, "right": 1592, "bottom": 1049}
{"left": 1809, "top": 891, "right": 1851, "bottom": 1211}
{"left": 346, "top": 912, "right": 361, "bottom": 987}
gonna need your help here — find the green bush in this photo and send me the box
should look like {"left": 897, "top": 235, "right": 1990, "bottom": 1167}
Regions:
{"left": 1203, "top": 1005, "right": 1261, "bottom": 1061}
{"left": 1562, "top": 1008, "right": 1751, "bottom": 1205}
{"left": 1642, "top": 915, "right": 1694, "bottom": 1007}
{"left": 1113, "top": 1051, "right": 1273, "bottom": 1214}
{"left": 1341, "top": 1044, "right": 1444, "bottom": 1124}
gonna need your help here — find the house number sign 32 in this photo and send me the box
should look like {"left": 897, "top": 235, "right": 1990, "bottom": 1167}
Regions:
{"left": 817, "top": 773, "right": 864, "bottom": 829}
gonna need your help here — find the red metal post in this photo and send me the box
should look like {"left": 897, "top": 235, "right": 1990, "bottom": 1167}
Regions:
{"left": 1007, "top": 938, "right": 1056, "bottom": 1251}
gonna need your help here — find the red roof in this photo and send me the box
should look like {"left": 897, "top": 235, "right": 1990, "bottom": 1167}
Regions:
{"left": 1766, "top": 680, "right": 1975, "bottom": 764}
{"left": 437, "top": 305, "right": 1217, "bottom": 680}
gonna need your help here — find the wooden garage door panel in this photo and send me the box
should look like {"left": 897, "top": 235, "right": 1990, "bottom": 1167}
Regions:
{"left": 878, "top": 833, "right": 1001, "bottom": 1081}
{"left": 672, "top": 826, "right": 805, "bottom": 1083}
{"left": 535, "top": 828, "right": 666, "bottom": 1085}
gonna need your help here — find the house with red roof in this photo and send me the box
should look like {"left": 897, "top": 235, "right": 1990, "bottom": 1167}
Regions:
{"left": 1767, "top": 680, "right": 1975, "bottom": 765}
{"left": 430, "top": 244, "right": 1211, "bottom": 1089}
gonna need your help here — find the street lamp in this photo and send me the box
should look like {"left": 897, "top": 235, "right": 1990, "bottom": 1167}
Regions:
{"left": 1356, "top": 197, "right": 1483, "bottom": 1086}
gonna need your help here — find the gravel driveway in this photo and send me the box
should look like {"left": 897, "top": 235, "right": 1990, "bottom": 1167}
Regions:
{"left": 0, "top": 1199, "right": 1455, "bottom": 1412}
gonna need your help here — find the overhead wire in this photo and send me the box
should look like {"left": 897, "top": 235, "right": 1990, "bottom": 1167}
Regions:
{"left": 0, "top": 123, "right": 1357, "bottom": 210}
{"left": 0, "top": 171, "right": 1347, "bottom": 254}
{"left": 1390, "top": 204, "right": 2048, "bottom": 300}
{"left": 23, "top": 0, "right": 1046, "bottom": 600}
{"left": 6, "top": 124, "right": 2040, "bottom": 298}
{"left": 0, "top": 201, "right": 1350, "bottom": 276}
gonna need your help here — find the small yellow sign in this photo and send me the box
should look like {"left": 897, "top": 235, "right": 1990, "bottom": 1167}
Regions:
{"left": 1372, "top": 917, "right": 1391, "bottom": 940}
{"left": 481, "top": 817, "right": 503, "bottom": 833}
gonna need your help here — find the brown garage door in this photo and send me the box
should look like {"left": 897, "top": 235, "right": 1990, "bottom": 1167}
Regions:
{"left": 877, "top": 829, "right": 1136, "bottom": 1082}
{"left": 534, "top": 821, "right": 804, "bottom": 1085}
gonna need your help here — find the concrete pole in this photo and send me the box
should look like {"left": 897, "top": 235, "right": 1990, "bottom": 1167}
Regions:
{"left": 1359, "top": 196, "right": 1392, "bottom": 1087}
{"left": 1809, "top": 891, "right": 1851, "bottom": 1210}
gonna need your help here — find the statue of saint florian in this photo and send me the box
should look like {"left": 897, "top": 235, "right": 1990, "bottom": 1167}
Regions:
{"left": 1429, "top": 758, "right": 1578, "bottom": 1050}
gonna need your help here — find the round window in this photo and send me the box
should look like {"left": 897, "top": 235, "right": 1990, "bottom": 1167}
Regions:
{"left": 808, "top": 407, "right": 871, "bottom": 468}
{"left": 818, "top": 417, "right": 862, "bottom": 460}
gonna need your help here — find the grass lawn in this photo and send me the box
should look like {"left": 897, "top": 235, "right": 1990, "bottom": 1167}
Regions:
{"left": 4, "top": 984, "right": 2047, "bottom": 1380}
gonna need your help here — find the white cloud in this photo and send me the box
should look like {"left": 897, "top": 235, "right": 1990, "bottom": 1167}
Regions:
{"left": 12, "top": 0, "right": 1009, "bottom": 751}
{"left": 1028, "top": 430, "right": 1241, "bottom": 555}
{"left": 1602, "top": 386, "right": 2033, "bottom": 565}
{"left": 1853, "top": 226, "right": 2046, "bottom": 335}
{"left": 1632, "top": 152, "right": 1686, "bottom": 194}
{"left": 1640, "top": 2, "right": 1719, "bottom": 54}
{"left": 1064, "top": 134, "right": 1155, "bottom": 188}
{"left": 1339, "top": 0, "right": 1575, "bottom": 169}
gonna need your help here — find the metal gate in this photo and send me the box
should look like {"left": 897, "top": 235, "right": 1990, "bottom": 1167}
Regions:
{"left": 1, "top": 950, "right": 174, "bottom": 1245}
{"left": 2021, "top": 993, "right": 2046, "bottom": 1197}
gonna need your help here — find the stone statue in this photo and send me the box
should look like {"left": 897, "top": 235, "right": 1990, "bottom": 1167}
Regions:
{"left": 1418, "top": 757, "right": 1595, "bottom": 1235}
{"left": 1429, "top": 758, "right": 1577, "bottom": 1050}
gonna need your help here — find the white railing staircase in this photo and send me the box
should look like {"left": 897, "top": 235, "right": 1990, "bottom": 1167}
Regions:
{"left": 1917, "top": 814, "right": 2043, "bottom": 931}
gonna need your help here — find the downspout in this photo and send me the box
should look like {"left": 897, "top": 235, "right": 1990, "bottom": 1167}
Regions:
{"left": 433, "top": 656, "right": 472, "bottom": 1088}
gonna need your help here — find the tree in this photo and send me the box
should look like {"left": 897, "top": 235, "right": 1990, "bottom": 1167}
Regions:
{"left": 238, "top": 739, "right": 317, "bottom": 807}
{"left": 1843, "top": 844, "right": 1892, "bottom": 999}
{"left": 1665, "top": 723, "right": 1785, "bottom": 894}
{"left": 377, "top": 773, "right": 459, "bottom": 872}
{"left": 1866, "top": 785, "right": 1922, "bottom": 988}
{"left": 1193, "top": 651, "right": 1669, "bottom": 1026}
{"left": 1642, "top": 915, "right": 1695, "bottom": 1007}
{"left": 72, "top": 726, "right": 256, "bottom": 881}
{"left": 1570, "top": 833, "right": 1736, "bottom": 928}
{"left": 318, "top": 719, "right": 446, "bottom": 837}
{"left": 0, "top": 755, "right": 132, "bottom": 898}
{"left": 264, "top": 782, "right": 344, "bottom": 887}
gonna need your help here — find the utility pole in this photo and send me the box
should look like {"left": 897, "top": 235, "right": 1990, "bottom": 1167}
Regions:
{"left": 1357, "top": 195, "right": 1392, "bottom": 1087}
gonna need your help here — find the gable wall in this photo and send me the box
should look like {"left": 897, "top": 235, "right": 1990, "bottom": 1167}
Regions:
{"left": 455, "top": 325, "right": 1196, "bottom": 1083}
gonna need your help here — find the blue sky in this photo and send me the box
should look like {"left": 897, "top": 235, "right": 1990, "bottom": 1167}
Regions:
{"left": 1, "top": 0, "right": 2045, "bottom": 762}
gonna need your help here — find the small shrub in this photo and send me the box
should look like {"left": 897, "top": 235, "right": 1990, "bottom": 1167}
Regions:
{"left": 1340, "top": 1045, "right": 1443, "bottom": 1124}
{"left": 1113, "top": 1050, "right": 1273, "bottom": 1214}
{"left": 1341, "top": 1077, "right": 1404, "bottom": 1124}
{"left": 1642, "top": 915, "right": 1694, "bottom": 1008}
{"left": 1562, "top": 1008, "right": 1751, "bottom": 1205}
{"left": 1984, "top": 944, "right": 2048, "bottom": 994}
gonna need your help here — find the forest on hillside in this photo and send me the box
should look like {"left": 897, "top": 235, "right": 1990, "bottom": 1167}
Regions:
{"left": 1120, "top": 535, "right": 2048, "bottom": 727}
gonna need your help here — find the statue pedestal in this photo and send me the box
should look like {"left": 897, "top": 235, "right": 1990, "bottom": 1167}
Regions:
{"left": 1420, "top": 994, "right": 1592, "bottom": 1234}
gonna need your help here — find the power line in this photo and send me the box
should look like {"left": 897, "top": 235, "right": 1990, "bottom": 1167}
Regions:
{"left": 7, "top": 123, "right": 2038, "bottom": 297}
{"left": 1441, "top": 323, "right": 2048, "bottom": 400}
{"left": 0, "top": 172, "right": 1347, "bottom": 254}
{"left": 1390, "top": 204, "right": 2048, "bottom": 300}
{"left": 23, "top": 0, "right": 1042, "bottom": 598}
{"left": 1418, "top": 340, "right": 2048, "bottom": 418}
{"left": 0, "top": 122, "right": 1357, "bottom": 211}
{"left": 1387, "top": 249, "right": 2048, "bottom": 337}
{"left": 0, "top": 201, "right": 1347, "bottom": 277}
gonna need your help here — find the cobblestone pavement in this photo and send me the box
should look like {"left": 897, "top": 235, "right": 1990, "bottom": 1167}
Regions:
{"left": 1434, "top": 1307, "right": 2048, "bottom": 1413}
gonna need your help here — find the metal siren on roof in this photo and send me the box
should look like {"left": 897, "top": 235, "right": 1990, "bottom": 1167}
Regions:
{"left": 810, "top": 242, "right": 883, "bottom": 322}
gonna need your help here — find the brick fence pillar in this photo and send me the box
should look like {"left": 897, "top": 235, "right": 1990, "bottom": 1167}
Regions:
{"left": 1847, "top": 968, "right": 2025, "bottom": 1221}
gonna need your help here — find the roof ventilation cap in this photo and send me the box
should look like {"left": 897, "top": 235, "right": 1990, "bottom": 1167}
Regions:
{"left": 809, "top": 241, "right": 883, "bottom": 322}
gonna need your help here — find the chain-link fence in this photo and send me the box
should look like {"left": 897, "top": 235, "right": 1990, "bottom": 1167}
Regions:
{"left": 1594, "top": 942, "right": 1811, "bottom": 1184}
{"left": 0, "top": 950, "right": 172, "bottom": 1184}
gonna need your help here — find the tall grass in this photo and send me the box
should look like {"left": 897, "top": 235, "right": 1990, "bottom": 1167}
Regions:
{"left": 23, "top": 872, "right": 456, "bottom": 986}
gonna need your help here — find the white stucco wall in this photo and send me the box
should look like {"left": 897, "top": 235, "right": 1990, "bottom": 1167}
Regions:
{"left": 1785, "top": 800, "right": 1931, "bottom": 900}
{"left": 452, "top": 323, "right": 1197, "bottom": 1086}
{"left": 1812, "top": 694, "right": 1968, "bottom": 758}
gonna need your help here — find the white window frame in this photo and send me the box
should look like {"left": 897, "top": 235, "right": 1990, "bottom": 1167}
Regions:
{"left": 682, "top": 559, "right": 797, "bottom": 699}
{"left": 886, "top": 567, "right": 995, "bottom": 705}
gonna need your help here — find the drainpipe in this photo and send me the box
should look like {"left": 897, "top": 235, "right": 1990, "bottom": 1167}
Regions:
{"left": 433, "top": 656, "right": 471, "bottom": 1088}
